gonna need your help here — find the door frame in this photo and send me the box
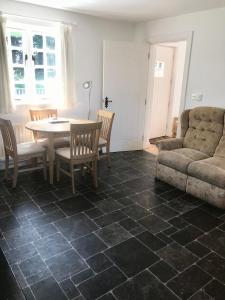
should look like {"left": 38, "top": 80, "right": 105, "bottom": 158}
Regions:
{"left": 143, "top": 31, "right": 193, "bottom": 148}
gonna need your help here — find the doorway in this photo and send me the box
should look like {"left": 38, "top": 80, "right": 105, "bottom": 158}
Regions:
{"left": 145, "top": 40, "right": 187, "bottom": 154}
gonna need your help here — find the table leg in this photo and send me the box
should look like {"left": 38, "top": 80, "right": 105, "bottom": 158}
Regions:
{"left": 48, "top": 133, "right": 54, "bottom": 184}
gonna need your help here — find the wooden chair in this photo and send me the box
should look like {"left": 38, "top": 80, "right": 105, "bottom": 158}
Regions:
{"left": 56, "top": 122, "right": 102, "bottom": 194}
{"left": 29, "top": 108, "right": 69, "bottom": 147}
{"left": 96, "top": 110, "right": 115, "bottom": 166}
{"left": 0, "top": 118, "right": 47, "bottom": 188}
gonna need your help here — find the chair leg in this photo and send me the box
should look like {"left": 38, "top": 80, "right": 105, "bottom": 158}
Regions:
{"left": 12, "top": 159, "right": 18, "bottom": 188}
{"left": 43, "top": 153, "right": 47, "bottom": 180}
{"left": 4, "top": 155, "right": 9, "bottom": 179}
{"left": 92, "top": 160, "right": 98, "bottom": 189}
{"left": 56, "top": 156, "right": 60, "bottom": 182}
{"left": 71, "top": 163, "right": 75, "bottom": 194}
{"left": 106, "top": 145, "right": 111, "bottom": 168}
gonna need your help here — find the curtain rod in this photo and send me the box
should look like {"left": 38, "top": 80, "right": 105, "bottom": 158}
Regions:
{"left": 1, "top": 12, "right": 77, "bottom": 27}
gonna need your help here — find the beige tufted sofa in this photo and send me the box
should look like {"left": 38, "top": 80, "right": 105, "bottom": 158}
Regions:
{"left": 156, "top": 106, "right": 225, "bottom": 209}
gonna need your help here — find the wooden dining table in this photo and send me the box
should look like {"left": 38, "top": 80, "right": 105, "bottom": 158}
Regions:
{"left": 26, "top": 118, "right": 94, "bottom": 184}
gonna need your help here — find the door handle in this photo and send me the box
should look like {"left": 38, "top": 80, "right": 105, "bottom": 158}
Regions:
{"left": 104, "top": 97, "right": 112, "bottom": 108}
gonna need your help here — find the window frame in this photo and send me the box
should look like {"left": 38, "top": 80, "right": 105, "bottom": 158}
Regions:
{"left": 6, "top": 20, "right": 61, "bottom": 106}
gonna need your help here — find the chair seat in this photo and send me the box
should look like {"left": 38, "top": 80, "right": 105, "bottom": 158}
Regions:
{"left": 56, "top": 147, "right": 93, "bottom": 160}
{"left": 158, "top": 148, "right": 209, "bottom": 173}
{"left": 17, "top": 142, "right": 45, "bottom": 156}
{"left": 38, "top": 137, "right": 70, "bottom": 148}
{"left": 188, "top": 157, "right": 225, "bottom": 189}
{"left": 98, "top": 137, "right": 107, "bottom": 147}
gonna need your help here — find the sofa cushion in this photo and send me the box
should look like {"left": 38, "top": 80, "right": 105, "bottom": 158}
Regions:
{"left": 183, "top": 107, "right": 224, "bottom": 156}
{"left": 158, "top": 148, "right": 209, "bottom": 174}
{"left": 188, "top": 157, "right": 225, "bottom": 189}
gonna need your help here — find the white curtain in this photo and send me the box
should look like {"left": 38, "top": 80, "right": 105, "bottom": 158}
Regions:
{"left": 60, "top": 23, "right": 76, "bottom": 110}
{"left": 0, "top": 15, "right": 13, "bottom": 114}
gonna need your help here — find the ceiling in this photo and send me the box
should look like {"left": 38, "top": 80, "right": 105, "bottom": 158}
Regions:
{"left": 15, "top": 0, "right": 225, "bottom": 22}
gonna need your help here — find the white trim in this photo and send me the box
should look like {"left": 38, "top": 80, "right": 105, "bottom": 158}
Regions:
{"left": 143, "top": 31, "right": 193, "bottom": 148}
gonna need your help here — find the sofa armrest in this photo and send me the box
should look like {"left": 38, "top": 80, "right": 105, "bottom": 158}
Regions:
{"left": 156, "top": 138, "right": 183, "bottom": 151}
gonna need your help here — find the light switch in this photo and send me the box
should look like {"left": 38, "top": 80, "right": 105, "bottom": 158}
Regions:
{"left": 192, "top": 93, "right": 203, "bottom": 101}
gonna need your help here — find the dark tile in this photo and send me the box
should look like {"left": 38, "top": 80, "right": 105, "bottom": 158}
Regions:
{"left": 169, "top": 216, "right": 189, "bottom": 229}
{"left": 163, "top": 226, "right": 177, "bottom": 236}
{"left": 0, "top": 238, "right": 9, "bottom": 252}
{"left": 198, "top": 228, "right": 225, "bottom": 258}
{"left": 26, "top": 267, "right": 51, "bottom": 286}
{"left": 96, "top": 223, "right": 131, "bottom": 247}
{"left": 55, "top": 213, "right": 98, "bottom": 241}
{"left": 123, "top": 177, "right": 153, "bottom": 192}
{"left": 22, "top": 287, "right": 35, "bottom": 300}
{"left": 34, "top": 233, "right": 71, "bottom": 260}
{"left": 186, "top": 241, "right": 210, "bottom": 258}
{"left": 150, "top": 204, "right": 178, "bottom": 220}
{"left": 11, "top": 201, "right": 40, "bottom": 218}
{"left": 156, "top": 232, "right": 173, "bottom": 244}
{"left": 31, "top": 210, "right": 65, "bottom": 227}
{"left": 105, "top": 237, "right": 159, "bottom": 277}
{"left": 53, "top": 187, "right": 74, "bottom": 200}
{"left": 98, "top": 293, "right": 116, "bottom": 300}
{"left": 131, "top": 190, "right": 165, "bottom": 209}
{"left": 31, "top": 276, "right": 67, "bottom": 300}
{"left": 71, "top": 268, "right": 94, "bottom": 285}
{"left": 57, "top": 195, "right": 94, "bottom": 216}
{"left": 96, "top": 199, "right": 123, "bottom": 213}
{"left": 32, "top": 192, "right": 57, "bottom": 207}
{"left": 122, "top": 204, "right": 150, "bottom": 220}
{"left": 86, "top": 253, "right": 113, "bottom": 273}
{"left": 200, "top": 202, "right": 225, "bottom": 217}
{"left": 0, "top": 215, "right": 20, "bottom": 232}
{"left": 4, "top": 191, "right": 30, "bottom": 205}
{"left": 116, "top": 197, "right": 134, "bottom": 207}
{"left": 41, "top": 203, "right": 59, "bottom": 214}
{"left": 59, "top": 278, "right": 80, "bottom": 299}
{"left": 198, "top": 252, "right": 225, "bottom": 283}
{"left": 189, "top": 290, "right": 211, "bottom": 300}
{"left": 5, "top": 242, "right": 37, "bottom": 265}
{"left": 71, "top": 233, "right": 107, "bottom": 258}
{"left": 171, "top": 225, "right": 203, "bottom": 245}
{"left": 113, "top": 270, "right": 179, "bottom": 300}
{"left": 160, "top": 189, "right": 184, "bottom": 201}
{"left": 11, "top": 263, "right": 27, "bottom": 289}
{"left": 20, "top": 254, "right": 46, "bottom": 278}
{"left": 158, "top": 243, "right": 198, "bottom": 271}
{"left": 85, "top": 207, "right": 104, "bottom": 219}
{"left": 138, "top": 214, "right": 170, "bottom": 234}
{"left": 0, "top": 204, "right": 11, "bottom": 218}
{"left": 46, "top": 249, "right": 87, "bottom": 281}
{"left": 0, "top": 248, "right": 26, "bottom": 300}
{"left": 166, "top": 197, "right": 197, "bottom": 213}
{"left": 4, "top": 226, "right": 40, "bottom": 248}
{"left": 119, "top": 217, "right": 139, "bottom": 231}
{"left": 149, "top": 260, "right": 177, "bottom": 282}
{"left": 78, "top": 266, "right": 126, "bottom": 300}
{"left": 181, "top": 208, "right": 223, "bottom": 232}
{"left": 136, "top": 231, "right": 166, "bottom": 251}
{"left": 36, "top": 223, "right": 58, "bottom": 238}
{"left": 94, "top": 210, "right": 127, "bottom": 227}
{"left": 167, "top": 265, "right": 211, "bottom": 299}
{"left": 204, "top": 279, "right": 225, "bottom": 300}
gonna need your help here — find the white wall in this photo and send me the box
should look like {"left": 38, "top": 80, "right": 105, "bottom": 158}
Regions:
{"left": 134, "top": 7, "right": 225, "bottom": 110}
{"left": 0, "top": 0, "right": 134, "bottom": 122}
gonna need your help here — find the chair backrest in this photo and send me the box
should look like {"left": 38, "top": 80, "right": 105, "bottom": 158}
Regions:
{"left": 30, "top": 109, "right": 58, "bottom": 121}
{"left": 0, "top": 118, "right": 17, "bottom": 157}
{"left": 70, "top": 122, "right": 102, "bottom": 161}
{"left": 96, "top": 110, "right": 115, "bottom": 142}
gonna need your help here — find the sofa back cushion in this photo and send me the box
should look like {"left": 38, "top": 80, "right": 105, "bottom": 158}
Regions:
{"left": 215, "top": 115, "right": 225, "bottom": 158}
{"left": 183, "top": 107, "right": 224, "bottom": 156}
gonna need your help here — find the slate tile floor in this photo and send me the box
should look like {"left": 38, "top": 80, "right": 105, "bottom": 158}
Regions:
{"left": 0, "top": 151, "right": 225, "bottom": 299}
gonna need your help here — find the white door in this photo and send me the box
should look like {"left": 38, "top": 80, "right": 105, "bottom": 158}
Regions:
{"left": 103, "top": 41, "right": 149, "bottom": 152}
{"left": 149, "top": 45, "right": 174, "bottom": 139}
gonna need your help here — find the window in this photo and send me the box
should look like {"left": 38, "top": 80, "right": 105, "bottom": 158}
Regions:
{"left": 6, "top": 21, "right": 61, "bottom": 105}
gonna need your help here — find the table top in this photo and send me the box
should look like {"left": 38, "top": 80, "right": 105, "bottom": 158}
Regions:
{"left": 26, "top": 118, "right": 94, "bottom": 133}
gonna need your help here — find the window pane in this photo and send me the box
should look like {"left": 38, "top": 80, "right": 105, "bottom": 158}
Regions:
{"left": 15, "top": 84, "right": 25, "bottom": 96}
{"left": 33, "top": 35, "right": 43, "bottom": 49}
{"left": 47, "top": 53, "right": 55, "bottom": 66}
{"left": 33, "top": 52, "right": 44, "bottom": 65}
{"left": 13, "top": 67, "right": 24, "bottom": 81}
{"left": 46, "top": 36, "right": 55, "bottom": 50}
{"left": 10, "top": 32, "right": 22, "bottom": 47}
{"left": 12, "top": 50, "right": 23, "bottom": 64}
{"left": 36, "top": 84, "right": 45, "bottom": 95}
{"left": 47, "top": 69, "right": 56, "bottom": 78}
{"left": 35, "top": 68, "right": 44, "bottom": 80}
